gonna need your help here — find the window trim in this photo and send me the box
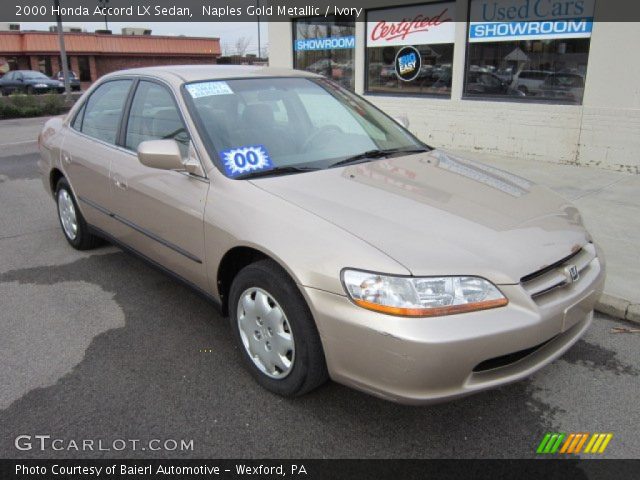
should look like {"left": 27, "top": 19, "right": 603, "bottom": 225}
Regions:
{"left": 461, "top": 0, "right": 590, "bottom": 106}
{"left": 291, "top": 15, "right": 357, "bottom": 91}
{"left": 120, "top": 77, "right": 192, "bottom": 155}
{"left": 69, "top": 77, "right": 136, "bottom": 145}
{"left": 364, "top": 1, "right": 456, "bottom": 99}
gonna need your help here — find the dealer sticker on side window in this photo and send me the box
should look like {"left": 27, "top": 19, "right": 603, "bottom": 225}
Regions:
{"left": 219, "top": 145, "right": 274, "bottom": 178}
{"left": 186, "top": 81, "right": 233, "bottom": 98}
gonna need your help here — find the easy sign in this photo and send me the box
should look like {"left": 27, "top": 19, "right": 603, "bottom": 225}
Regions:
{"left": 395, "top": 46, "right": 422, "bottom": 82}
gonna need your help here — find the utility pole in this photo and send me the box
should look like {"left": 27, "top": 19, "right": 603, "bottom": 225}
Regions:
{"left": 98, "top": 0, "right": 110, "bottom": 31}
{"left": 53, "top": 0, "right": 71, "bottom": 97}
{"left": 256, "top": 0, "right": 261, "bottom": 59}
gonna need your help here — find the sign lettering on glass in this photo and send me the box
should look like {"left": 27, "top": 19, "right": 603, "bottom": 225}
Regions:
{"left": 367, "top": 3, "right": 456, "bottom": 48}
{"left": 469, "top": 0, "right": 596, "bottom": 42}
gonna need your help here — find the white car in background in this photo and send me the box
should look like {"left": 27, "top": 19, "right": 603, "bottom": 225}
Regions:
{"left": 510, "top": 70, "right": 553, "bottom": 95}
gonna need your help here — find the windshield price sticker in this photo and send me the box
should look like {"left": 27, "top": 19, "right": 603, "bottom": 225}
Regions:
{"left": 186, "top": 81, "right": 233, "bottom": 98}
{"left": 220, "top": 145, "right": 274, "bottom": 177}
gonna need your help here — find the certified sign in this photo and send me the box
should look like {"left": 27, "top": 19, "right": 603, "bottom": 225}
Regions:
{"left": 367, "top": 2, "right": 456, "bottom": 48}
{"left": 395, "top": 46, "right": 421, "bottom": 82}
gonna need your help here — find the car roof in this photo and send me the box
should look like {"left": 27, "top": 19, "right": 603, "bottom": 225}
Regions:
{"left": 101, "top": 65, "right": 321, "bottom": 86}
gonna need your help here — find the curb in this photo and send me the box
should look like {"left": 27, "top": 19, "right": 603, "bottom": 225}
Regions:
{"left": 595, "top": 293, "right": 640, "bottom": 324}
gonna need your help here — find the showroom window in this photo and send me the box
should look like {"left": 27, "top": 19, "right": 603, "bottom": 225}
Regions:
{"left": 293, "top": 16, "right": 355, "bottom": 91}
{"left": 366, "top": 2, "right": 457, "bottom": 97}
{"left": 465, "top": 0, "right": 594, "bottom": 104}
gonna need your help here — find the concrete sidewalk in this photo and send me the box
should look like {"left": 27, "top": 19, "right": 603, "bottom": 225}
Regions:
{"left": 452, "top": 149, "right": 640, "bottom": 323}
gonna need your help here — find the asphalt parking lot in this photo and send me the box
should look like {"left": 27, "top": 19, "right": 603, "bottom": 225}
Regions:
{"left": 0, "top": 117, "right": 639, "bottom": 459}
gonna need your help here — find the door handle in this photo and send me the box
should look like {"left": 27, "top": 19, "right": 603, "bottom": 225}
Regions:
{"left": 113, "top": 176, "right": 127, "bottom": 191}
{"left": 61, "top": 152, "right": 72, "bottom": 165}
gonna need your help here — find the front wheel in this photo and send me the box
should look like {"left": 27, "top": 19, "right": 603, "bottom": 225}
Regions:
{"left": 229, "top": 259, "right": 328, "bottom": 396}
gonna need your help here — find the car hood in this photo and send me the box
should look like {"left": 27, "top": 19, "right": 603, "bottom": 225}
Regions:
{"left": 250, "top": 150, "right": 589, "bottom": 284}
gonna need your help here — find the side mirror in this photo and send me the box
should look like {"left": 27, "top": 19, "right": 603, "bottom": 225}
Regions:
{"left": 394, "top": 115, "right": 410, "bottom": 129}
{"left": 137, "top": 139, "right": 184, "bottom": 171}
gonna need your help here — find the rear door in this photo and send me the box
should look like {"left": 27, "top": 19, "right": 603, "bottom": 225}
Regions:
{"left": 62, "top": 79, "right": 134, "bottom": 232}
{"left": 108, "top": 79, "right": 210, "bottom": 291}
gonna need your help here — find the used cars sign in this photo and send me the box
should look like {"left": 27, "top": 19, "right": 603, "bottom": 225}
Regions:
{"left": 469, "top": 0, "right": 595, "bottom": 42}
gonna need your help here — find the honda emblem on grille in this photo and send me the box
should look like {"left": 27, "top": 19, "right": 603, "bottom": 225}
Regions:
{"left": 564, "top": 265, "right": 580, "bottom": 283}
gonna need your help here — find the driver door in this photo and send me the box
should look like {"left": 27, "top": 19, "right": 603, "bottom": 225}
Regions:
{"left": 109, "top": 79, "right": 210, "bottom": 291}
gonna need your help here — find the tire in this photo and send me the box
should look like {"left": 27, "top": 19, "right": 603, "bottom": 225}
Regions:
{"left": 229, "top": 259, "right": 328, "bottom": 396}
{"left": 55, "top": 177, "right": 100, "bottom": 250}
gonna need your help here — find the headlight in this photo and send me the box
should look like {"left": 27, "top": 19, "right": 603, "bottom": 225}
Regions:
{"left": 342, "top": 269, "right": 508, "bottom": 317}
{"left": 34, "top": 83, "right": 48, "bottom": 88}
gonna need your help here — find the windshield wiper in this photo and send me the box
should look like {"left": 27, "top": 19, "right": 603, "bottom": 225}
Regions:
{"left": 328, "top": 147, "right": 430, "bottom": 168}
{"left": 234, "top": 165, "right": 320, "bottom": 180}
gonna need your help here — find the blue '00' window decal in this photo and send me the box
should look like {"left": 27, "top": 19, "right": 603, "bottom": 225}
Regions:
{"left": 220, "top": 145, "right": 274, "bottom": 177}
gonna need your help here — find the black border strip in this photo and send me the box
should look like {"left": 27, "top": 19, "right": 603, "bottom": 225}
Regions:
{"left": 78, "top": 196, "right": 203, "bottom": 264}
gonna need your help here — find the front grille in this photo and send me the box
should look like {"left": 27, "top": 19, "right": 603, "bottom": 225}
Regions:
{"left": 521, "top": 243, "right": 596, "bottom": 300}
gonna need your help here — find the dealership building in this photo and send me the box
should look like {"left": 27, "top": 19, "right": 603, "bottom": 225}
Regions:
{"left": 0, "top": 27, "right": 220, "bottom": 87}
{"left": 269, "top": 0, "right": 639, "bottom": 172}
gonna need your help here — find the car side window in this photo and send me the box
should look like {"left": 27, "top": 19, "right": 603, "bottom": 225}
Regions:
{"left": 71, "top": 102, "right": 86, "bottom": 131}
{"left": 80, "top": 80, "right": 132, "bottom": 145}
{"left": 4, "top": 71, "right": 14, "bottom": 81}
{"left": 125, "top": 81, "right": 189, "bottom": 157}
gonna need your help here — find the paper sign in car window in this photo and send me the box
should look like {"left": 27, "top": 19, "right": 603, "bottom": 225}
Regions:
{"left": 219, "top": 145, "right": 274, "bottom": 178}
{"left": 186, "top": 81, "right": 233, "bottom": 98}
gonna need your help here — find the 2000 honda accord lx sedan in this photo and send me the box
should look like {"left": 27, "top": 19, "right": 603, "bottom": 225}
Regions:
{"left": 38, "top": 66, "right": 605, "bottom": 404}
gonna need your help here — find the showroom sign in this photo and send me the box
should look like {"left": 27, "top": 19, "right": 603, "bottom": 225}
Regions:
{"left": 367, "top": 2, "right": 456, "bottom": 48}
{"left": 294, "top": 36, "right": 355, "bottom": 51}
{"left": 469, "top": 0, "right": 595, "bottom": 42}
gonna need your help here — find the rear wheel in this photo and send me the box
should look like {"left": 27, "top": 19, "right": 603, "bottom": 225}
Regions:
{"left": 55, "top": 178, "right": 100, "bottom": 250}
{"left": 229, "top": 259, "right": 328, "bottom": 396}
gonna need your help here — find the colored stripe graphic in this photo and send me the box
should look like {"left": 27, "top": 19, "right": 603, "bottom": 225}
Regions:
{"left": 538, "top": 433, "right": 613, "bottom": 454}
{"left": 536, "top": 433, "right": 565, "bottom": 454}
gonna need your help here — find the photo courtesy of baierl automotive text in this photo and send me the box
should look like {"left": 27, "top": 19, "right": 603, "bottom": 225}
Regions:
{"left": 0, "top": 0, "right": 638, "bottom": 478}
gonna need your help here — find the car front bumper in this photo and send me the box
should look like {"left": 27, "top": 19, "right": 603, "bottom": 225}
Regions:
{"left": 303, "top": 248, "right": 605, "bottom": 405}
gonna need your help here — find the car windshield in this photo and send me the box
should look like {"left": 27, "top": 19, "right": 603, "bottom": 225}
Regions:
{"left": 183, "top": 77, "right": 427, "bottom": 178}
{"left": 23, "top": 72, "right": 49, "bottom": 80}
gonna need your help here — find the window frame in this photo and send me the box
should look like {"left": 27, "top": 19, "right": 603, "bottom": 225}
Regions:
{"left": 69, "top": 77, "right": 136, "bottom": 146}
{"left": 364, "top": 1, "right": 457, "bottom": 99}
{"left": 291, "top": 15, "right": 357, "bottom": 92}
{"left": 121, "top": 78, "right": 192, "bottom": 156}
{"left": 69, "top": 75, "right": 207, "bottom": 179}
{"left": 462, "top": 0, "right": 591, "bottom": 105}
